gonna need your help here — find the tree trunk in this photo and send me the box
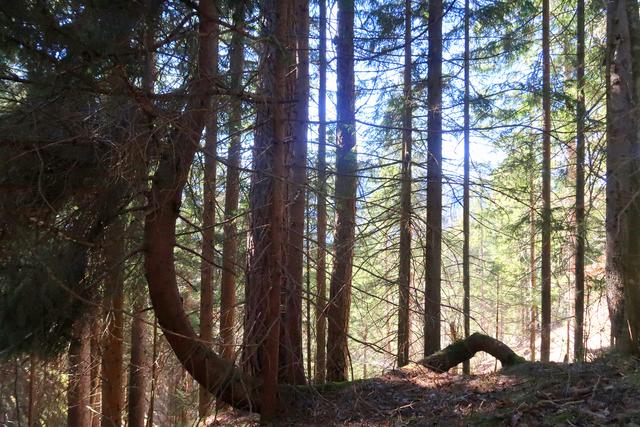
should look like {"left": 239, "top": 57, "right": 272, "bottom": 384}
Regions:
{"left": 145, "top": 317, "right": 158, "bottom": 427}
{"left": 280, "top": 0, "right": 309, "bottom": 385}
{"left": 101, "top": 218, "right": 125, "bottom": 427}
{"left": 327, "top": 0, "right": 357, "bottom": 383}
{"left": 314, "top": 0, "right": 328, "bottom": 385}
{"left": 219, "top": 0, "right": 245, "bottom": 363}
{"left": 424, "top": 0, "right": 443, "bottom": 357}
{"left": 462, "top": 0, "right": 471, "bottom": 375}
{"left": 144, "top": 0, "right": 260, "bottom": 412}
{"left": 417, "top": 333, "right": 525, "bottom": 373}
{"left": 529, "top": 174, "right": 537, "bottom": 361}
{"left": 127, "top": 289, "right": 148, "bottom": 427}
{"left": 540, "top": 0, "right": 552, "bottom": 362}
{"left": 397, "top": 0, "right": 412, "bottom": 368}
{"left": 624, "top": 0, "right": 640, "bottom": 355}
{"left": 574, "top": 0, "right": 586, "bottom": 362}
{"left": 90, "top": 313, "right": 102, "bottom": 427}
{"left": 259, "top": 0, "right": 289, "bottom": 419}
{"left": 198, "top": 8, "right": 219, "bottom": 413}
{"left": 28, "top": 354, "right": 36, "bottom": 427}
{"left": 606, "top": 0, "right": 634, "bottom": 352}
{"left": 67, "top": 318, "right": 91, "bottom": 427}
{"left": 606, "top": 0, "right": 640, "bottom": 354}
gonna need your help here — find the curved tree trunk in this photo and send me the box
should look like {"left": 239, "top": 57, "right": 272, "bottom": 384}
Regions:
{"left": 143, "top": 0, "right": 260, "bottom": 412}
{"left": 417, "top": 333, "right": 525, "bottom": 373}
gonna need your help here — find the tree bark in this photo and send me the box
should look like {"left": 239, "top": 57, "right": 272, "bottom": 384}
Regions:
{"left": 314, "top": 0, "right": 328, "bottom": 385}
{"left": 219, "top": 0, "right": 245, "bottom": 363}
{"left": 425, "top": 0, "right": 443, "bottom": 357}
{"left": 127, "top": 289, "right": 148, "bottom": 427}
{"left": 624, "top": 0, "right": 640, "bottom": 355}
{"left": 574, "top": 0, "right": 586, "bottom": 362}
{"left": 462, "top": 0, "right": 471, "bottom": 375}
{"left": 145, "top": 317, "right": 158, "bottom": 427}
{"left": 67, "top": 318, "right": 91, "bottom": 427}
{"left": 327, "top": 0, "right": 357, "bottom": 383}
{"left": 397, "top": 0, "right": 412, "bottom": 369}
{"left": 280, "top": 0, "right": 309, "bottom": 385}
{"left": 143, "top": 0, "right": 260, "bottom": 412}
{"left": 101, "top": 218, "right": 125, "bottom": 427}
{"left": 198, "top": 3, "right": 219, "bottom": 414}
{"left": 540, "top": 0, "right": 552, "bottom": 362}
{"left": 417, "top": 333, "right": 525, "bottom": 373}
{"left": 529, "top": 177, "right": 537, "bottom": 362}
{"left": 259, "top": 0, "right": 289, "bottom": 419}
{"left": 606, "top": 0, "right": 634, "bottom": 352}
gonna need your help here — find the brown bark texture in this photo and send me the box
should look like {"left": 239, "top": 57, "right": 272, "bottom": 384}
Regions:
{"left": 425, "top": 0, "right": 443, "bottom": 357}
{"left": 327, "top": 0, "right": 357, "bottom": 383}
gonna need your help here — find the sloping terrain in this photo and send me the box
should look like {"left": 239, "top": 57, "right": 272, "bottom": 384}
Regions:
{"left": 210, "top": 353, "right": 640, "bottom": 426}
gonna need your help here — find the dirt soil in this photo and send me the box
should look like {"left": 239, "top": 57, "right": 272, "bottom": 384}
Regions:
{"left": 209, "top": 353, "right": 640, "bottom": 426}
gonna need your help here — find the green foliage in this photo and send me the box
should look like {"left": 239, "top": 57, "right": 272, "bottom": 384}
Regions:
{"left": 0, "top": 229, "right": 91, "bottom": 358}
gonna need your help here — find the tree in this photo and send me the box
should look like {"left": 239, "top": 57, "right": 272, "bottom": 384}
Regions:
{"left": 198, "top": 1, "right": 219, "bottom": 416}
{"left": 101, "top": 218, "right": 126, "bottom": 427}
{"left": 425, "top": 0, "right": 443, "bottom": 357}
{"left": 143, "top": 0, "right": 260, "bottom": 411}
{"left": 327, "top": 0, "right": 357, "bottom": 382}
{"left": 540, "top": 0, "right": 552, "bottom": 363}
{"left": 67, "top": 318, "right": 91, "bottom": 427}
{"left": 462, "top": 0, "right": 471, "bottom": 374}
{"left": 315, "top": 0, "right": 329, "bottom": 384}
{"left": 574, "top": 0, "right": 586, "bottom": 362}
{"left": 606, "top": 0, "right": 640, "bottom": 355}
{"left": 397, "top": 0, "right": 412, "bottom": 368}
{"left": 281, "top": 0, "right": 310, "bottom": 385}
{"left": 219, "top": 0, "right": 245, "bottom": 363}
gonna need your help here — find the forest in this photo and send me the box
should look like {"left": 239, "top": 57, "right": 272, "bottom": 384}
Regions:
{"left": 1, "top": 0, "right": 640, "bottom": 425}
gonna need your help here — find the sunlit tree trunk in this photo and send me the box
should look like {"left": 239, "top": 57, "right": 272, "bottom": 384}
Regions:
{"left": 574, "top": 0, "right": 586, "bottom": 362}
{"left": 397, "top": 0, "right": 413, "bottom": 369}
{"left": 462, "top": 0, "right": 471, "bottom": 375}
{"left": 327, "top": 0, "right": 357, "bottom": 383}
{"left": 314, "top": 0, "right": 328, "bottom": 385}
{"left": 606, "top": 0, "right": 640, "bottom": 354}
{"left": 280, "top": 0, "right": 309, "bottom": 385}
{"left": 529, "top": 181, "right": 537, "bottom": 362}
{"left": 606, "top": 0, "right": 633, "bottom": 352}
{"left": 101, "top": 218, "right": 125, "bottom": 427}
{"left": 540, "top": 0, "right": 552, "bottom": 362}
{"left": 424, "top": 0, "right": 443, "bottom": 357}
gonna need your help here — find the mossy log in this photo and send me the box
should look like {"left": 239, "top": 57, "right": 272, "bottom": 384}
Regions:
{"left": 417, "top": 332, "right": 526, "bottom": 373}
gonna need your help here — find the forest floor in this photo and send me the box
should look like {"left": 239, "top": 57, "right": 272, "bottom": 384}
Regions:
{"left": 209, "top": 352, "right": 640, "bottom": 426}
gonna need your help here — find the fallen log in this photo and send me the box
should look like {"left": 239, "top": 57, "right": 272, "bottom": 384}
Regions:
{"left": 417, "top": 332, "right": 526, "bottom": 373}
